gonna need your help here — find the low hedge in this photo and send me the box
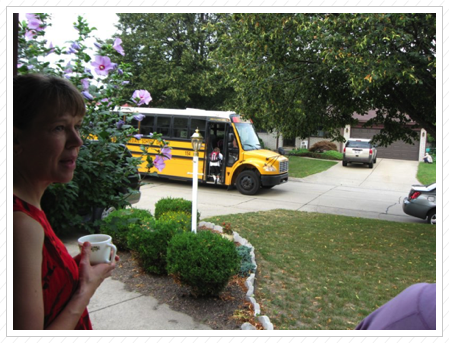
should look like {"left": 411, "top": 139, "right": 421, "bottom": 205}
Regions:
{"left": 289, "top": 150, "right": 343, "bottom": 160}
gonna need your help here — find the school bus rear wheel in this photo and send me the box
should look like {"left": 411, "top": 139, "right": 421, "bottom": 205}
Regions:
{"left": 236, "top": 170, "right": 260, "bottom": 195}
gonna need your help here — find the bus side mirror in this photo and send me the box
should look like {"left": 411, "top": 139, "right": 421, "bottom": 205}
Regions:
{"left": 278, "top": 147, "right": 285, "bottom": 155}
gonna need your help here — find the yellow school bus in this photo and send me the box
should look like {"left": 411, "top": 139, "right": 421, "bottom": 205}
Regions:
{"left": 120, "top": 107, "right": 289, "bottom": 195}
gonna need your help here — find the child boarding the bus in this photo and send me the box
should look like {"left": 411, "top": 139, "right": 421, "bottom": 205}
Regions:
{"left": 210, "top": 147, "right": 223, "bottom": 184}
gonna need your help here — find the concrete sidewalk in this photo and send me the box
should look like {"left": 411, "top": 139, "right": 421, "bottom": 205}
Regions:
{"left": 61, "top": 232, "right": 212, "bottom": 330}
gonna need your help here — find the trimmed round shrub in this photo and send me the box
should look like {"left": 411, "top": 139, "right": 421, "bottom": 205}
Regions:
{"left": 159, "top": 211, "right": 192, "bottom": 232}
{"left": 167, "top": 230, "right": 240, "bottom": 297}
{"left": 127, "top": 218, "right": 181, "bottom": 275}
{"left": 154, "top": 197, "right": 200, "bottom": 223}
{"left": 99, "top": 208, "right": 153, "bottom": 250}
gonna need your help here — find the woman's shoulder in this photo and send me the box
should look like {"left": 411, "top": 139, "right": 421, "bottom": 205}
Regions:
{"left": 14, "top": 195, "right": 49, "bottom": 227}
{"left": 14, "top": 211, "right": 45, "bottom": 235}
{"left": 14, "top": 212, "right": 46, "bottom": 275}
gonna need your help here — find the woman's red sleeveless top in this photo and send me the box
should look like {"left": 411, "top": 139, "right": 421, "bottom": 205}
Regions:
{"left": 13, "top": 195, "right": 92, "bottom": 330}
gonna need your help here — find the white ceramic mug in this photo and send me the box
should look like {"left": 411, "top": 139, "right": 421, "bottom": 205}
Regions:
{"left": 78, "top": 234, "right": 117, "bottom": 265}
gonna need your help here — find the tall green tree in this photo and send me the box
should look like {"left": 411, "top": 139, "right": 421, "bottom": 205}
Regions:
{"left": 214, "top": 13, "right": 436, "bottom": 146}
{"left": 116, "top": 13, "right": 234, "bottom": 110}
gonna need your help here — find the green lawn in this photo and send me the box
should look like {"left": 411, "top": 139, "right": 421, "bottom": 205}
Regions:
{"left": 206, "top": 211, "right": 436, "bottom": 330}
{"left": 288, "top": 156, "right": 338, "bottom": 178}
{"left": 417, "top": 161, "right": 436, "bottom": 185}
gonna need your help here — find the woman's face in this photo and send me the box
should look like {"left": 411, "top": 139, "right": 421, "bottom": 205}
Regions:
{"left": 14, "top": 110, "right": 84, "bottom": 186}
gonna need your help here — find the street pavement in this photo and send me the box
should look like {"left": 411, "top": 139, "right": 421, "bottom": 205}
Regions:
{"left": 62, "top": 158, "right": 424, "bottom": 330}
{"left": 136, "top": 158, "right": 424, "bottom": 224}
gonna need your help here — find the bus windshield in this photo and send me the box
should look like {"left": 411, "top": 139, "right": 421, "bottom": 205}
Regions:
{"left": 234, "top": 123, "right": 261, "bottom": 151}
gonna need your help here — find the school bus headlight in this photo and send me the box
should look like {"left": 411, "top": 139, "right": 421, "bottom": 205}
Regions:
{"left": 263, "top": 165, "right": 277, "bottom": 172}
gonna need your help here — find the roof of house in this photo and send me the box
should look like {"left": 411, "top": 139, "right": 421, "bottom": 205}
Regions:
{"left": 353, "top": 110, "right": 418, "bottom": 125}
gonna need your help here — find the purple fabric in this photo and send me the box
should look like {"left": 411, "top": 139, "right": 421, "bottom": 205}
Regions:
{"left": 356, "top": 283, "right": 436, "bottom": 330}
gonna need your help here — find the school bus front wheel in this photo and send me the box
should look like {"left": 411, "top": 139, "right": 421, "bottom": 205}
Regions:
{"left": 236, "top": 170, "right": 260, "bottom": 195}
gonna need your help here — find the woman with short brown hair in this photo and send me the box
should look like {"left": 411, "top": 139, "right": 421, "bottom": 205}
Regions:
{"left": 13, "top": 74, "right": 116, "bottom": 330}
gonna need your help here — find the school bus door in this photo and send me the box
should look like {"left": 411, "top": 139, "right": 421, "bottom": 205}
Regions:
{"left": 205, "top": 121, "right": 228, "bottom": 182}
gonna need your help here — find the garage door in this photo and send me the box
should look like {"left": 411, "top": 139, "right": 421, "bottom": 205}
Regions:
{"left": 350, "top": 128, "right": 420, "bottom": 161}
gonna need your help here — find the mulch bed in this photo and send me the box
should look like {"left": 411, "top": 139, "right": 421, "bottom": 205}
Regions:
{"left": 111, "top": 227, "right": 263, "bottom": 330}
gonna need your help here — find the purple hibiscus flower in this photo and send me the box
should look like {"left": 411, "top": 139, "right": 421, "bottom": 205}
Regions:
{"left": 91, "top": 55, "right": 115, "bottom": 76}
{"left": 81, "top": 78, "right": 90, "bottom": 90}
{"left": 133, "top": 114, "right": 145, "bottom": 122}
{"left": 134, "top": 134, "right": 143, "bottom": 140}
{"left": 113, "top": 38, "right": 125, "bottom": 56}
{"left": 66, "top": 41, "right": 80, "bottom": 54}
{"left": 82, "top": 91, "right": 94, "bottom": 101}
{"left": 161, "top": 146, "right": 172, "bottom": 160}
{"left": 132, "top": 90, "right": 152, "bottom": 106}
{"left": 26, "top": 13, "right": 45, "bottom": 31}
{"left": 116, "top": 119, "right": 125, "bottom": 129}
{"left": 153, "top": 155, "right": 166, "bottom": 172}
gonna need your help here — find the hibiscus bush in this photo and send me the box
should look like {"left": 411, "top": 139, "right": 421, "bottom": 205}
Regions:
{"left": 17, "top": 13, "right": 172, "bottom": 234}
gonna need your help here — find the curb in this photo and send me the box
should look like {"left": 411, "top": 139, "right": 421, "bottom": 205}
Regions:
{"left": 199, "top": 221, "right": 274, "bottom": 330}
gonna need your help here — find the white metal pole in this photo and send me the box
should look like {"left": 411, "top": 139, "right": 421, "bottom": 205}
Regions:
{"left": 192, "top": 154, "right": 199, "bottom": 233}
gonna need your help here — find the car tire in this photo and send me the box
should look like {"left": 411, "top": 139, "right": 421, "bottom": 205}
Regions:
{"left": 368, "top": 162, "right": 373, "bottom": 168}
{"left": 236, "top": 170, "right": 260, "bottom": 195}
{"left": 342, "top": 161, "right": 348, "bottom": 167}
{"left": 373, "top": 157, "right": 377, "bottom": 163}
{"left": 427, "top": 209, "right": 436, "bottom": 225}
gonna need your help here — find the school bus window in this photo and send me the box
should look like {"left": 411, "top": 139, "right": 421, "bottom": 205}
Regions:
{"left": 190, "top": 118, "right": 206, "bottom": 138}
{"left": 156, "top": 116, "right": 172, "bottom": 137}
{"left": 174, "top": 117, "right": 189, "bottom": 139}
{"left": 234, "top": 122, "right": 261, "bottom": 151}
{"left": 140, "top": 115, "right": 155, "bottom": 136}
{"left": 208, "top": 123, "right": 227, "bottom": 150}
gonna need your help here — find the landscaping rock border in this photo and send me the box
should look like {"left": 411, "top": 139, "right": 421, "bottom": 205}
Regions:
{"left": 199, "top": 221, "right": 274, "bottom": 330}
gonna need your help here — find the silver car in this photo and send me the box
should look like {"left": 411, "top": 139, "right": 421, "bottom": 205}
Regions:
{"left": 402, "top": 183, "right": 436, "bottom": 224}
{"left": 342, "top": 138, "right": 377, "bottom": 168}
